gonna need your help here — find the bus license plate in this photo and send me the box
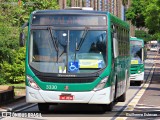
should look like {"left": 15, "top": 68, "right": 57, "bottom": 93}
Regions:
{"left": 59, "top": 94, "right": 74, "bottom": 100}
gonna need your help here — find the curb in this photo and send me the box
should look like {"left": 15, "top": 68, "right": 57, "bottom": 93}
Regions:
{"left": 0, "top": 96, "right": 26, "bottom": 111}
{"left": 6, "top": 102, "right": 30, "bottom": 111}
{"left": 13, "top": 96, "right": 26, "bottom": 103}
{"left": 0, "top": 95, "right": 37, "bottom": 112}
{"left": 6, "top": 96, "right": 37, "bottom": 112}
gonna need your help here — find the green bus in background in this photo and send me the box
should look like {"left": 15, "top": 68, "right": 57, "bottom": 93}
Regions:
{"left": 130, "top": 37, "right": 145, "bottom": 86}
{"left": 20, "top": 8, "right": 130, "bottom": 112}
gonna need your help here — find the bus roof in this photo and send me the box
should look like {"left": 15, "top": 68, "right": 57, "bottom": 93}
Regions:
{"left": 31, "top": 9, "right": 108, "bottom": 15}
{"left": 30, "top": 10, "right": 129, "bottom": 29}
{"left": 130, "top": 37, "right": 144, "bottom": 41}
{"left": 130, "top": 37, "right": 144, "bottom": 47}
{"left": 109, "top": 13, "right": 129, "bottom": 29}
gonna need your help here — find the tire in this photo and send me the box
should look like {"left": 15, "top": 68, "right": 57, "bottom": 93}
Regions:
{"left": 101, "top": 102, "right": 113, "bottom": 112}
{"left": 136, "top": 81, "right": 142, "bottom": 86}
{"left": 118, "top": 92, "right": 126, "bottom": 102}
{"left": 114, "top": 77, "right": 118, "bottom": 102}
{"left": 38, "top": 103, "right": 49, "bottom": 112}
{"left": 118, "top": 73, "right": 128, "bottom": 102}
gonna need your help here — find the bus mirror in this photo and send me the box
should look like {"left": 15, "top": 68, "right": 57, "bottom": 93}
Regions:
{"left": 113, "top": 36, "right": 119, "bottom": 58}
{"left": 19, "top": 32, "right": 25, "bottom": 47}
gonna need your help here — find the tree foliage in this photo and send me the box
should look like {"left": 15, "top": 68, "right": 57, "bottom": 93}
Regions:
{"left": 126, "top": 0, "right": 160, "bottom": 40}
{"left": 135, "top": 30, "right": 152, "bottom": 43}
{"left": 142, "top": 0, "right": 160, "bottom": 36}
{"left": 125, "top": 0, "right": 145, "bottom": 28}
{"left": 0, "top": 0, "right": 59, "bottom": 84}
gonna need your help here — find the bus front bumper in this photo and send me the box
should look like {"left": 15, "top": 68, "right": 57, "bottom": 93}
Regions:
{"left": 26, "top": 86, "right": 112, "bottom": 104}
{"left": 130, "top": 72, "right": 144, "bottom": 81}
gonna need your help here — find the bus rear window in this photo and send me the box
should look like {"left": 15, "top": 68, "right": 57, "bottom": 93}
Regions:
{"left": 32, "top": 14, "right": 107, "bottom": 26}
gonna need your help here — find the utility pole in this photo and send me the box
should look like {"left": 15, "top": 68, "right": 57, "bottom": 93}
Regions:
{"left": 97, "top": 0, "right": 100, "bottom": 10}
{"left": 94, "top": 0, "right": 97, "bottom": 10}
{"left": 59, "top": 0, "right": 63, "bottom": 9}
{"left": 71, "top": 0, "right": 75, "bottom": 7}
{"left": 90, "top": 0, "right": 94, "bottom": 8}
{"left": 78, "top": 0, "right": 82, "bottom": 7}
{"left": 63, "top": 0, "right": 66, "bottom": 9}
{"left": 58, "top": 0, "right": 66, "bottom": 9}
{"left": 102, "top": 0, "right": 105, "bottom": 11}
{"left": 83, "top": 0, "right": 86, "bottom": 7}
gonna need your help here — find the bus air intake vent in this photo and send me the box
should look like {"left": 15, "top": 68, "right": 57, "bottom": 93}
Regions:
{"left": 37, "top": 75, "right": 96, "bottom": 83}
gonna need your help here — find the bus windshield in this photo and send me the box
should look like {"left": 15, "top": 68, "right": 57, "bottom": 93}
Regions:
{"left": 151, "top": 44, "right": 157, "bottom": 48}
{"left": 29, "top": 29, "right": 107, "bottom": 73}
{"left": 130, "top": 45, "right": 142, "bottom": 64}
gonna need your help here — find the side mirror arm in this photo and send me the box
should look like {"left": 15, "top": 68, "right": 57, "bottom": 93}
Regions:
{"left": 19, "top": 22, "right": 28, "bottom": 47}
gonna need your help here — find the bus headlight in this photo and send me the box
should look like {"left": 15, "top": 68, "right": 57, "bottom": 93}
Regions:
{"left": 27, "top": 75, "right": 40, "bottom": 90}
{"left": 93, "top": 77, "right": 108, "bottom": 91}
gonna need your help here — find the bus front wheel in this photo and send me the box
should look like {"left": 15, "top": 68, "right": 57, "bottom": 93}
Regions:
{"left": 101, "top": 102, "right": 113, "bottom": 112}
{"left": 136, "top": 81, "right": 142, "bottom": 86}
{"left": 118, "top": 92, "right": 126, "bottom": 102}
{"left": 38, "top": 103, "right": 49, "bottom": 112}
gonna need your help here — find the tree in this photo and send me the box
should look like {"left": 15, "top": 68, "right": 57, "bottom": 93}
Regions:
{"left": 0, "top": 0, "right": 60, "bottom": 84}
{"left": 126, "top": 0, "right": 160, "bottom": 40}
{"left": 135, "top": 30, "right": 152, "bottom": 43}
{"left": 142, "top": 0, "right": 160, "bottom": 36}
{"left": 125, "top": 0, "right": 145, "bottom": 28}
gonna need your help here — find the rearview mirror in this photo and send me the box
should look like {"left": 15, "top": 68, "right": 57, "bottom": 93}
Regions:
{"left": 19, "top": 22, "right": 28, "bottom": 47}
{"left": 113, "top": 33, "right": 119, "bottom": 58}
{"left": 19, "top": 32, "right": 25, "bottom": 47}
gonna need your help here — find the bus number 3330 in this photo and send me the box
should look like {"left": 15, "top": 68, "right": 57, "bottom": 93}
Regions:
{"left": 46, "top": 85, "right": 57, "bottom": 90}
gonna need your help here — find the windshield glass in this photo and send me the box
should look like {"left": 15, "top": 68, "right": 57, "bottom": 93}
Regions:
{"left": 130, "top": 45, "right": 142, "bottom": 64}
{"left": 29, "top": 29, "right": 107, "bottom": 73}
{"left": 151, "top": 44, "right": 157, "bottom": 48}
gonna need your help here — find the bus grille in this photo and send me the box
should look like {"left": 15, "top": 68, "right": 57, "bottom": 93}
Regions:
{"left": 130, "top": 64, "right": 143, "bottom": 74}
{"left": 37, "top": 76, "right": 96, "bottom": 83}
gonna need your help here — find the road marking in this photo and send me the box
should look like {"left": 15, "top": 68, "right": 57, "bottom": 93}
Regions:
{"left": 13, "top": 103, "right": 37, "bottom": 112}
{"left": 115, "top": 55, "right": 157, "bottom": 120}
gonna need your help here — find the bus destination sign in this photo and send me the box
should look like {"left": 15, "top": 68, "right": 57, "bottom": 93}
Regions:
{"left": 32, "top": 15, "right": 107, "bottom": 26}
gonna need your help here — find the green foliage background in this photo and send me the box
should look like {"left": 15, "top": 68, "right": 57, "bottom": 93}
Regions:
{"left": 125, "top": 0, "right": 160, "bottom": 41}
{"left": 0, "top": 0, "right": 59, "bottom": 84}
{"left": 135, "top": 30, "right": 152, "bottom": 43}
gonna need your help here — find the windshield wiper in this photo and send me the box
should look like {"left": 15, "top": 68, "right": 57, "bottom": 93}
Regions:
{"left": 76, "top": 26, "right": 89, "bottom": 51}
{"left": 47, "top": 27, "right": 59, "bottom": 62}
{"left": 48, "top": 27, "right": 58, "bottom": 52}
{"left": 74, "top": 38, "right": 78, "bottom": 62}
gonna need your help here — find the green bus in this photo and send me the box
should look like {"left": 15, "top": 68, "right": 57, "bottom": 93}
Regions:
{"left": 20, "top": 8, "right": 130, "bottom": 112}
{"left": 130, "top": 37, "right": 145, "bottom": 85}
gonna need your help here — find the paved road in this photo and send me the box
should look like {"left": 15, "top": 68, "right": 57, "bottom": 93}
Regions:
{"left": 126, "top": 51, "right": 160, "bottom": 120}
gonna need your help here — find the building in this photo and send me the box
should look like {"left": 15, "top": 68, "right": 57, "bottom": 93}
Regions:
{"left": 58, "top": 0, "right": 135, "bottom": 36}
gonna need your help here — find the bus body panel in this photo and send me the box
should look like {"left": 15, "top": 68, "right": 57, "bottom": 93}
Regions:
{"left": 110, "top": 13, "right": 130, "bottom": 95}
{"left": 24, "top": 10, "right": 130, "bottom": 109}
{"left": 130, "top": 72, "right": 144, "bottom": 81}
{"left": 26, "top": 86, "right": 112, "bottom": 104}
